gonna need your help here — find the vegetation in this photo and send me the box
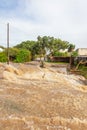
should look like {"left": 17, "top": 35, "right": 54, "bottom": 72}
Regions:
{"left": 15, "top": 36, "right": 75, "bottom": 61}
{"left": 0, "top": 51, "right": 7, "bottom": 62}
{"left": 0, "top": 45, "right": 5, "bottom": 49}
{"left": 78, "top": 65, "right": 87, "bottom": 79}
{"left": 14, "top": 49, "right": 31, "bottom": 63}
{"left": 68, "top": 44, "right": 75, "bottom": 52}
{"left": 0, "top": 36, "right": 78, "bottom": 64}
{"left": 5, "top": 47, "right": 19, "bottom": 59}
{"left": 0, "top": 36, "right": 87, "bottom": 79}
{"left": 0, "top": 48, "right": 31, "bottom": 63}
{"left": 53, "top": 51, "right": 68, "bottom": 57}
{"left": 71, "top": 51, "right": 78, "bottom": 57}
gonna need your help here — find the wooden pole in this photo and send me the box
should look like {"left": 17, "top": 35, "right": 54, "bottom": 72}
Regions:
{"left": 7, "top": 23, "right": 9, "bottom": 64}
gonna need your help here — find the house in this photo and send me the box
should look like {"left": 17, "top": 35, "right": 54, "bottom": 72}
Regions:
{"left": 77, "top": 48, "right": 87, "bottom": 56}
{"left": 76, "top": 48, "right": 87, "bottom": 62}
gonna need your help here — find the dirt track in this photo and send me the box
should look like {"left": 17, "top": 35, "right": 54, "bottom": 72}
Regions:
{"left": 0, "top": 62, "right": 87, "bottom": 130}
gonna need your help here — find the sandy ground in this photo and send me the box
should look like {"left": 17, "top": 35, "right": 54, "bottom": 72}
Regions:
{"left": 0, "top": 61, "right": 87, "bottom": 130}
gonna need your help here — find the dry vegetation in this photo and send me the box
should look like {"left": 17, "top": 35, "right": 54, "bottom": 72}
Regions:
{"left": 0, "top": 62, "right": 87, "bottom": 130}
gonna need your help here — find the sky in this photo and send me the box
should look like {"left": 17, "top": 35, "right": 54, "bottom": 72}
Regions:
{"left": 0, "top": 0, "right": 87, "bottom": 48}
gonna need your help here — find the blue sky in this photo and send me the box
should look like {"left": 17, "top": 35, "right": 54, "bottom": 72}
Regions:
{"left": 0, "top": 0, "right": 87, "bottom": 48}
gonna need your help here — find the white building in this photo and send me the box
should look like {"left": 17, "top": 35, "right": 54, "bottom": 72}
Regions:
{"left": 77, "top": 48, "right": 87, "bottom": 56}
{"left": 0, "top": 48, "right": 3, "bottom": 52}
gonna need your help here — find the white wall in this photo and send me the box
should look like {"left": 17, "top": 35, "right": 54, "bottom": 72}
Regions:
{"left": 0, "top": 48, "right": 3, "bottom": 52}
{"left": 78, "top": 48, "right": 87, "bottom": 56}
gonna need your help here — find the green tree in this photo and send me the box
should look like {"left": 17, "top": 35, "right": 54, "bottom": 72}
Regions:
{"left": 37, "top": 36, "right": 47, "bottom": 60}
{"left": 71, "top": 51, "right": 78, "bottom": 57}
{"left": 15, "top": 41, "right": 36, "bottom": 51}
{"left": 14, "top": 36, "right": 75, "bottom": 62}
{"left": 53, "top": 39, "right": 69, "bottom": 52}
{"left": 68, "top": 44, "right": 75, "bottom": 52}
{"left": 15, "top": 41, "right": 36, "bottom": 60}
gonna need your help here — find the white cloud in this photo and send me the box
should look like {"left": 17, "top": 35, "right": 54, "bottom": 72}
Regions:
{"left": 0, "top": 0, "right": 87, "bottom": 48}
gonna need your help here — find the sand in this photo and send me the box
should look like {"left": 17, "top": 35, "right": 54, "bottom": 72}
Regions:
{"left": 0, "top": 62, "right": 87, "bottom": 130}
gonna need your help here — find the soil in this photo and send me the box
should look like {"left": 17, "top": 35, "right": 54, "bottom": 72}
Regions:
{"left": 0, "top": 61, "right": 87, "bottom": 130}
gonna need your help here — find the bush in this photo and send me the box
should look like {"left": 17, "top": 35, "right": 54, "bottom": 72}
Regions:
{"left": 71, "top": 51, "right": 78, "bottom": 57}
{"left": 53, "top": 51, "right": 68, "bottom": 57}
{"left": 15, "top": 49, "right": 31, "bottom": 63}
{"left": 78, "top": 65, "right": 87, "bottom": 79}
{"left": 0, "top": 52, "right": 7, "bottom": 62}
{"left": 4, "top": 48, "right": 19, "bottom": 62}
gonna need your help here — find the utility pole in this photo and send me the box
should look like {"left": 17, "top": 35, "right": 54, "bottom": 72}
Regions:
{"left": 7, "top": 23, "right": 9, "bottom": 64}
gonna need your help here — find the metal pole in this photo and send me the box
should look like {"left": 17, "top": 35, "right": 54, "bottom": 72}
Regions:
{"left": 7, "top": 23, "right": 9, "bottom": 64}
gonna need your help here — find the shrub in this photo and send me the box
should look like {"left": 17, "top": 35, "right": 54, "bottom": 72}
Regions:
{"left": 53, "top": 51, "right": 68, "bottom": 57}
{"left": 71, "top": 51, "right": 78, "bottom": 57}
{"left": 15, "top": 49, "right": 31, "bottom": 63}
{"left": 78, "top": 65, "right": 87, "bottom": 79}
{"left": 0, "top": 52, "right": 7, "bottom": 62}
